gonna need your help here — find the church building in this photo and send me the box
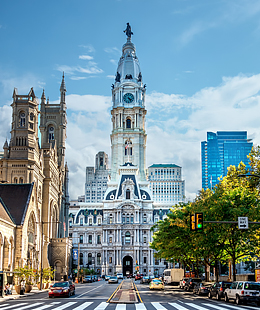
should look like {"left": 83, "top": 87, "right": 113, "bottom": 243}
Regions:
{"left": 0, "top": 75, "right": 71, "bottom": 281}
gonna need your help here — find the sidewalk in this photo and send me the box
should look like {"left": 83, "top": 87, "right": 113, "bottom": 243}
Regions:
{"left": 0, "top": 286, "right": 49, "bottom": 301}
{"left": 110, "top": 279, "right": 138, "bottom": 303}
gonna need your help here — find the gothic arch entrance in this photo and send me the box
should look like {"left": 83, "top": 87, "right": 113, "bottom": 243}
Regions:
{"left": 123, "top": 255, "right": 133, "bottom": 276}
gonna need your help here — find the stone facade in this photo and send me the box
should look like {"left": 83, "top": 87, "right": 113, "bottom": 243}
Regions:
{"left": 0, "top": 75, "right": 71, "bottom": 281}
{"left": 69, "top": 28, "right": 171, "bottom": 278}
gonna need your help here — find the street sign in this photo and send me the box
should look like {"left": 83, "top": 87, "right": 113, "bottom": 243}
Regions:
{"left": 73, "top": 249, "right": 78, "bottom": 260}
{"left": 238, "top": 217, "right": 248, "bottom": 229}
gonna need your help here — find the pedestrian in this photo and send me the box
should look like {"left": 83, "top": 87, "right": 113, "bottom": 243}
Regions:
{"left": 4, "top": 283, "right": 12, "bottom": 296}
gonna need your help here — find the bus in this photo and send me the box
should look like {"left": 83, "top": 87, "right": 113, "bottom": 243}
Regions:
{"left": 163, "top": 268, "right": 184, "bottom": 285}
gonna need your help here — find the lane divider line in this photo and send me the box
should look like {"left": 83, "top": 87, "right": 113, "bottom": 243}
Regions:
{"left": 107, "top": 280, "right": 124, "bottom": 303}
{"left": 133, "top": 280, "right": 143, "bottom": 303}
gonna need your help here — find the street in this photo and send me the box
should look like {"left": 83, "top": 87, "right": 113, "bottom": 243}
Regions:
{"left": 0, "top": 279, "right": 259, "bottom": 310}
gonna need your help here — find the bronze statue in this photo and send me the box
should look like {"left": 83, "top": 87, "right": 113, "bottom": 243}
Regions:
{"left": 124, "top": 23, "right": 133, "bottom": 39}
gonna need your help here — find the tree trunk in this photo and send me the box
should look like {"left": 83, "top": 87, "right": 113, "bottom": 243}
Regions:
{"left": 215, "top": 261, "right": 219, "bottom": 282}
{"left": 204, "top": 262, "right": 209, "bottom": 282}
{"left": 232, "top": 256, "right": 236, "bottom": 281}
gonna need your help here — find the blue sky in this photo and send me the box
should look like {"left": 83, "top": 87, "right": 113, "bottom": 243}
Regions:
{"left": 1, "top": 0, "right": 260, "bottom": 200}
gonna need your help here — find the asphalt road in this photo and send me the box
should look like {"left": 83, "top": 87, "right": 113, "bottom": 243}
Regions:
{"left": 0, "top": 279, "right": 259, "bottom": 310}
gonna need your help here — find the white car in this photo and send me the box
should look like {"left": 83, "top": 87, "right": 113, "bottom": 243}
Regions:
{"left": 224, "top": 281, "right": 260, "bottom": 305}
{"left": 117, "top": 273, "right": 123, "bottom": 279}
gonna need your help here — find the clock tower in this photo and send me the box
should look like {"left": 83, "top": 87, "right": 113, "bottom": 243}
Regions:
{"left": 110, "top": 25, "right": 147, "bottom": 182}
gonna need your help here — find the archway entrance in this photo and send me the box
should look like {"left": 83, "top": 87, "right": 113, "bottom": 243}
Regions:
{"left": 123, "top": 256, "right": 133, "bottom": 276}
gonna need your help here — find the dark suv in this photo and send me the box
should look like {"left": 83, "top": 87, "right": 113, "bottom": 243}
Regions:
{"left": 208, "top": 281, "right": 232, "bottom": 300}
{"left": 185, "top": 278, "right": 202, "bottom": 291}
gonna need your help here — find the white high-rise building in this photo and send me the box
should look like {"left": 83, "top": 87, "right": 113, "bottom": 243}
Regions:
{"left": 148, "top": 164, "right": 185, "bottom": 204}
{"left": 69, "top": 25, "right": 178, "bottom": 277}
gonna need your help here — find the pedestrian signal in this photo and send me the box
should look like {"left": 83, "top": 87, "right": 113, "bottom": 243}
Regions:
{"left": 195, "top": 213, "right": 203, "bottom": 230}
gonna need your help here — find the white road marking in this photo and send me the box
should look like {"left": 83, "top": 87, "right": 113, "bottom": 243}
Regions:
{"left": 77, "top": 284, "right": 104, "bottom": 298}
{"left": 0, "top": 303, "right": 28, "bottom": 310}
{"left": 185, "top": 303, "right": 212, "bottom": 309}
{"left": 116, "top": 304, "right": 126, "bottom": 310}
{"left": 7, "top": 303, "right": 43, "bottom": 310}
{"left": 136, "top": 304, "right": 147, "bottom": 310}
{"left": 72, "top": 301, "right": 93, "bottom": 310}
{"left": 151, "top": 302, "right": 168, "bottom": 310}
{"left": 169, "top": 303, "right": 189, "bottom": 310}
{"left": 30, "top": 305, "right": 53, "bottom": 310}
{"left": 51, "top": 302, "right": 77, "bottom": 310}
{"left": 202, "top": 303, "right": 243, "bottom": 310}
{"left": 95, "top": 302, "right": 109, "bottom": 310}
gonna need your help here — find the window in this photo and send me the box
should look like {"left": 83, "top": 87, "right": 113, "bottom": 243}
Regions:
{"left": 143, "top": 236, "right": 147, "bottom": 243}
{"left": 125, "top": 232, "right": 131, "bottom": 244}
{"left": 109, "top": 215, "right": 113, "bottom": 224}
{"left": 126, "top": 118, "right": 131, "bottom": 128}
{"left": 131, "top": 215, "right": 134, "bottom": 223}
{"left": 49, "top": 126, "right": 54, "bottom": 141}
{"left": 109, "top": 237, "right": 112, "bottom": 243}
{"left": 88, "top": 253, "right": 92, "bottom": 265}
{"left": 20, "top": 112, "right": 26, "bottom": 127}
{"left": 30, "top": 113, "right": 34, "bottom": 121}
{"left": 19, "top": 177, "right": 24, "bottom": 184}
{"left": 127, "top": 216, "right": 130, "bottom": 223}
{"left": 69, "top": 221, "right": 72, "bottom": 228}
{"left": 122, "top": 215, "right": 125, "bottom": 223}
{"left": 80, "top": 253, "right": 83, "bottom": 265}
{"left": 126, "top": 189, "right": 130, "bottom": 199}
{"left": 97, "top": 235, "right": 101, "bottom": 244}
{"left": 89, "top": 218, "right": 92, "bottom": 225}
{"left": 144, "top": 257, "right": 147, "bottom": 264}
{"left": 89, "top": 235, "right": 92, "bottom": 244}
{"left": 80, "top": 235, "right": 83, "bottom": 244}
{"left": 155, "top": 258, "right": 159, "bottom": 265}
{"left": 97, "top": 253, "right": 101, "bottom": 265}
{"left": 80, "top": 218, "right": 83, "bottom": 226}
{"left": 143, "top": 215, "right": 147, "bottom": 223}
{"left": 109, "top": 257, "right": 112, "bottom": 264}
{"left": 98, "top": 218, "right": 101, "bottom": 225}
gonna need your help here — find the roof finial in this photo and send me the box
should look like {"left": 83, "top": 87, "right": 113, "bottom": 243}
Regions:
{"left": 124, "top": 23, "right": 133, "bottom": 40}
{"left": 60, "top": 72, "right": 66, "bottom": 92}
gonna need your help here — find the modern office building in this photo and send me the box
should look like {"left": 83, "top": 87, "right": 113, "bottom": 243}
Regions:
{"left": 201, "top": 131, "right": 253, "bottom": 190}
{"left": 147, "top": 164, "right": 185, "bottom": 204}
{"left": 85, "top": 152, "right": 109, "bottom": 203}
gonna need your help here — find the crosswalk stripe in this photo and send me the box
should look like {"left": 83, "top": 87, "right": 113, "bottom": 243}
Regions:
{"left": 116, "top": 304, "right": 126, "bottom": 310}
{"left": 151, "top": 302, "right": 168, "bottom": 310}
{"left": 221, "top": 304, "right": 245, "bottom": 309}
{"left": 185, "top": 303, "right": 210, "bottom": 310}
{"left": 169, "top": 303, "right": 188, "bottom": 310}
{"left": 9, "top": 303, "right": 43, "bottom": 310}
{"left": 95, "top": 302, "right": 109, "bottom": 310}
{"left": 50, "top": 302, "right": 77, "bottom": 310}
{"left": 72, "top": 301, "right": 93, "bottom": 310}
{"left": 30, "top": 305, "right": 53, "bottom": 310}
{"left": 0, "top": 305, "right": 10, "bottom": 308}
{"left": 135, "top": 304, "right": 147, "bottom": 310}
{"left": 202, "top": 304, "right": 239, "bottom": 310}
{"left": 0, "top": 303, "right": 28, "bottom": 310}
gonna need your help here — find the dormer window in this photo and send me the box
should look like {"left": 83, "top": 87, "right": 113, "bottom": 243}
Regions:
{"left": 126, "top": 189, "right": 130, "bottom": 199}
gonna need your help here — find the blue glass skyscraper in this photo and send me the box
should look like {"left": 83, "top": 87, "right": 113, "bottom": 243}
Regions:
{"left": 201, "top": 131, "right": 253, "bottom": 190}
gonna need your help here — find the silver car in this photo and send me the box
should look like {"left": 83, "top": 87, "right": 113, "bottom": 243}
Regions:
{"left": 108, "top": 276, "right": 119, "bottom": 284}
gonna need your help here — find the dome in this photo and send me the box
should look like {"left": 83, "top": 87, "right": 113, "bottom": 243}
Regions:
{"left": 115, "top": 41, "right": 142, "bottom": 85}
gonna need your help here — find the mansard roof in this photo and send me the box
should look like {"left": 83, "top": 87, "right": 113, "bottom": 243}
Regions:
{"left": 0, "top": 183, "right": 34, "bottom": 225}
{"left": 149, "top": 164, "right": 181, "bottom": 168}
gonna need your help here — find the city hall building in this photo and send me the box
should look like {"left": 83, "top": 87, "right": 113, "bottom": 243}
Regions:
{"left": 69, "top": 26, "right": 185, "bottom": 277}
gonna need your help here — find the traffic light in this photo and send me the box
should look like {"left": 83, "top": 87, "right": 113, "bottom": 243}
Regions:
{"left": 190, "top": 214, "right": 195, "bottom": 231}
{"left": 195, "top": 213, "right": 203, "bottom": 230}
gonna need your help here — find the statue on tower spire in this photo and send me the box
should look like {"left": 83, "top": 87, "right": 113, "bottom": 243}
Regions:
{"left": 124, "top": 23, "right": 133, "bottom": 39}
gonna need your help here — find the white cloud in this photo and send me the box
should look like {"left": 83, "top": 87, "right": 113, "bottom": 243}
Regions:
{"left": 79, "top": 44, "right": 95, "bottom": 53}
{"left": 107, "top": 75, "right": 115, "bottom": 79}
{"left": 65, "top": 73, "right": 260, "bottom": 201}
{"left": 79, "top": 55, "right": 94, "bottom": 60}
{"left": 104, "top": 47, "right": 121, "bottom": 55}
{"left": 56, "top": 64, "right": 103, "bottom": 76}
{"left": 70, "top": 76, "right": 87, "bottom": 81}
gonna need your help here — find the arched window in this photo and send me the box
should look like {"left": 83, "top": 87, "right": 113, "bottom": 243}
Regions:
{"left": 122, "top": 214, "right": 125, "bottom": 223}
{"left": 97, "top": 253, "right": 101, "bottom": 265}
{"left": 143, "top": 214, "right": 147, "bottom": 223}
{"left": 80, "top": 253, "right": 83, "bottom": 265}
{"left": 126, "top": 189, "right": 130, "bottom": 199}
{"left": 126, "top": 118, "right": 131, "bottom": 129}
{"left": 125, "top": 232, "right": 131, "bottom": 244}
{"left": 48, "top": 126, "right": 55, "bottom": 142}
{"left": 20, "top": 112, "right": 26, "bottom": 127}
{"left": 88, "top": 253, "right": 92, "bottom": 265}
{"left": 14, "top": 177, "right": 18, "bottom": 184}
{"left": 19, "top": 177, "right": 23, "bottom": 184}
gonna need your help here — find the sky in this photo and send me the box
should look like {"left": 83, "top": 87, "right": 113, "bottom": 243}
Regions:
{"left": 1, "top": 0, "right": 260, "bottom": 200}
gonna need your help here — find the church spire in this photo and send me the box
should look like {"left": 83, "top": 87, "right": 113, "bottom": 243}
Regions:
{"left": 60, "top": 72, "right": 66, "bottom": 105}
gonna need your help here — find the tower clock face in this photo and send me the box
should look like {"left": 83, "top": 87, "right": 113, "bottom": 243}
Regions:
{"left": 123, "top": 93, "right": 134, "bottom": 103}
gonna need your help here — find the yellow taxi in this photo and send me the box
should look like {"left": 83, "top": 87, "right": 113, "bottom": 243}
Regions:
{"left": 149, "top": 278, "right": 164, "bottom": 290}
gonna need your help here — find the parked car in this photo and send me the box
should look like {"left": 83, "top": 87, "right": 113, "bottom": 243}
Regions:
{"left": 105, "top": 275, "right": 110, "bottom": 281}
{"left": 208, "top": 281, "right": 232, "bottom": 300}
{"left": 149, "top": 279, "right": 164, "bottom": 290}
{"left": 117, "top": 273, "right": 123, "bottom": 279}
{"left": 83, "top": 275, "right": 93, "bottom": 283}
{"left": 179, "top": 277, "right": 189, "bottom": 289}
{"left": 48, "top": 281, "right": 75, "bottom": 298}
{"left": 193, "top": 282, "right": 212, "bottom": 295}
{"left": 108, "top": 276, "right": 119, "bottom": 284}
{"left": 185, "top": 278, "right": 202, "bottom": 291}
{"left": 224, "top": 281, "right": 260, "bottom": 305}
